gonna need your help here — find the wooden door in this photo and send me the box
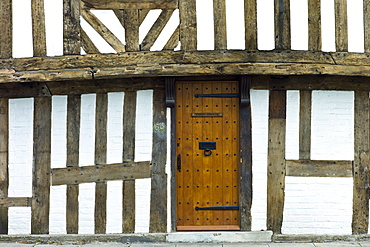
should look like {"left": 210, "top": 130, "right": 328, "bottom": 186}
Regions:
{"left": 176, "top": 81, "right": 240, "bottom": 231}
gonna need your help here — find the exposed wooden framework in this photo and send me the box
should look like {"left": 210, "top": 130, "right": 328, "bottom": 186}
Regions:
{"left": 1, "top": 0, "right": 370, "bottom": 236}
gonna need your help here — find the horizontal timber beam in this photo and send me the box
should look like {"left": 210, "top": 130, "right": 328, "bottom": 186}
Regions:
{"left": 0, "top": 197, "right": 32, "bottom": 207}
{"left": 285, "top": 160, "right": 353, "bottom": 177}
{"left": 52, "top": 161, "right": 151, "bottom": 185}
{"left": 1, "top": 50, "right": 370, "bottom": 88}
{"left": 81, "top": 0, "right": 178, "bottom": 9}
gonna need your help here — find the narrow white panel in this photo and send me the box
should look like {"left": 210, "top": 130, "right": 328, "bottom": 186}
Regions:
{"left": 79, "top": 94, "right": 96, "bottom": 166}
{"left": 135, "top": 178, "right": 151, "bottom": 233}
{"left": 257, "top": 0, "right": 274, "bottom": 50}
{"left": 226, "top": 0, "right": 245, "bottom": 49}
{"left": 348, "top": 0, "right": 364, "bottom": 52}
{"left": 135, "top": 90, "right": 153, "bottom": 162}
{"left": 13, "top": 0, "right": 33, "bottom": 58}
{"left": 106, "top": 181, "right": 123, "bottom": 233}
{"left": 290, "top": 0, "right": 308, "bottom": 50}
{"left": 107, "top": 92, "right": 124, "bottom": 164}
{"left": 49, "top": 185, "right": 66, "bottom": 234}
{"left": 51, "top": 95, "right": 67, "bottom": 169}
{"left": 321, "top": 0, "right": 336, "bottom": 51}
{"left": 196, "top": 0, "right": 214, "bottom": 50}
{"left": 79, "top": 183, "right": 95, "bottom": 234}
{"left": 250, "top": 90, "right": 269, "bottom": 231}
{"left": 9, "top": 98, "right": 33, "bottom": 198}
{"left": 45, "top": 0, "right": 63, "bottom": 56}
{"left": 286, "top": 91, "right": 299, "bottom": 160}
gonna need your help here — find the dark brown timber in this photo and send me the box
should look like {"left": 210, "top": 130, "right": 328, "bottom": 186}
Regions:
{"left": 0, "top": 99, "right": 8, "bottom": 234}
{"left": 32, "top": 97, "right": 52, "bottom": 234}
{"left": 66, "top": 95, "right": 81, "bottom": 234}
{"left": 239, "top": 76, "right": 252, "bottom": 231}
{"left": 352, "top": 91, "right": 370, "bottom": 234}
{"left": 150, "top": 89, "right": 167, "bottom": 232}
{"left": 94, "top": 93, "right": 108, "bottom": 234}
{"left": 267, "top": 89, "right": 286, "bottom": 234}
{"left": 122, "top": 91, "right": 137, "bottom": 233}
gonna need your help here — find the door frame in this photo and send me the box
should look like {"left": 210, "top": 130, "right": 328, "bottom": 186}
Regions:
{"left": 166, "top": 76, "right": 252, "bottom": 231}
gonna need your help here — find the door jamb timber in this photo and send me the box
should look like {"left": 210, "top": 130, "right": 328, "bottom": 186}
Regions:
{"left": 166, "top": 76, "right": 252, "bottom": 231}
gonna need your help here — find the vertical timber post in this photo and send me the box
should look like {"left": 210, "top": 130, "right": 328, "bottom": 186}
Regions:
{"left": 179, "top": 0, "right": 197, "bottom": 50}
{"left": 352, "top": 91, "right": 369, "bottom": 234}
{"left": 335, "top": 0, "right": 348, "bottom": 52}
{"left": 299, "top": 91, "right": 312, "bottom": 160}
{"left": 239, "top": 76, "right": 252, "bottom": 231}
{"left": 149, "top": 88, "right": 168, "bottom": 233}
{"left": 122, "top": 91, "right": 137, "bottom": 233}
{"left": 308, "top": 0, "right": 321, "bottom": 51}
{"left": 66, "top": 94, "right": 81, "bottom": 234}
{"left": 364, "top": 0, "right": 370, "bottom": 53}
{"left": 0, "top": 99, "right": 8, "bottom": 234}
{"left": 214, "top": 0, "right": 227, "bottom": 50}
{"left": 0, "top": 0, "right": 11, "bottom": 234}
{"left": 32, "top": 97, "right": 52, "bottom": 234}
{"left": 267, "top": 88, "right": 286, "bottom": 234}
{"left": 245, "top": 0, "right": 257, "bottom": 50}
{"left": 32, "top": 0, "right": 47, "bottom": 57}
{"left": 274, "top": 0, "right": 291, "bottom": 50}
{"left": 63, "top": 0, "right": 81, "bottom": 55}
{"left": 95, "top": 93, "right": 108, "bottom": 234}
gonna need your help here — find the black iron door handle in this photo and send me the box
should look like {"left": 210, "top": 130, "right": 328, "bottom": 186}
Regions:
{"left": 177, "top": 154, "right": 181, "bottom": 172}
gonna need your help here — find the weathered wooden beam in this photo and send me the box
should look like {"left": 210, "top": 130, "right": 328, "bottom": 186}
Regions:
{"left": 122, "top": 91, "right": 137, "bottom": 233}
{"left": 82, "top": 0, "right": 178, "bottom": 9}
{"left": 32, "top": 0, "right": 47, "bottom": 57}
{"left": 52, "top": 162, "right": 151, "bottom": 185}
{"left": 81, "top": 28, "right": 100, "bottom": 54}
{"left": 274, "top": 0, "right": 291, "bottom": 50}
{"left": 335, "top": 0, "right": 348, "bottom": 52}
{"left": 0, "top": 82, "right": 51, "bottom": 98}
{"left": 123, "top": 10, "right": 140, "bottom": 52}
{"left": 47, "top": 78, "right": 164, "bottom": 95}
{"left": 81, "top": 9, "right": 125, "bottom": 53}
{"left": 179, "top": 0, "right": 197, "bottom": 50}
{"left": 364, "top": 0, "right": 370, "bottom": 53}
{"left": 267, "top": 89, "right": 286, "bottom": 234}
{"left": 0, "top": 99, "right": 8, "bottom": 234}
{"left": 299, "top": 90, "right": 311, "bottom": 160}
{"left": 64, "top": 0, "right": 81, "bottom": 55}
{"left": 32, "top": 97, "right": 52, "bottom": 234}
{"left": 149, "top": 89, "right": 167, "bottom": 233}
{"left": 94, "top": 93, "right": 108, "bottom": 234}
{"left": 239, "top": 76, "right": 252, "bottom": 231}
{"left": 141, "top": 9, "right": 174, "bottom": 51}
{"left": 5, "top": 50, "right": 370, "bottom": 83}
{"left": 245, "top": 0, "right": 257, "bottom": 50}
{"left": 0, "top": 0, "right": 12, "bottom": 59}
{"left": 0, "top": 197, "right": 31, "bottom": 207}
{"left": 286, "top": 160, "right": 353, "bottom": 177}
{"left": 352, "top": 91, "right": 369, "bottom": 234}
{"left": 163, "top": 26, "right": 180, "bottom": 51}
{"left": 214, "top": 0, "right": 227, "bottom": 50}
{"left": 308, "top": 0, "right": 321, "bottom": 51}
{"left": 66, "top": 95, "right": 81, "bottom": 234}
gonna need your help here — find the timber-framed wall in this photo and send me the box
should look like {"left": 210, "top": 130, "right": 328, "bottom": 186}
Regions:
{"left": 0, "top": 0, "right": 370, "bottom": 235}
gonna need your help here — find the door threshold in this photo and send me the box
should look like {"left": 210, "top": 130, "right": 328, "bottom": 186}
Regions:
{"left": 167, "top": 231, "right": 273, "bottom": 243}
{"left": 177, "top": 225, "right": 240, "bottom": 231}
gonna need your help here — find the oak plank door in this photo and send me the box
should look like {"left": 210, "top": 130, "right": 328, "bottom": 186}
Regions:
{"left": 176, "top": 81, "right": 240, "bottom": 231}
